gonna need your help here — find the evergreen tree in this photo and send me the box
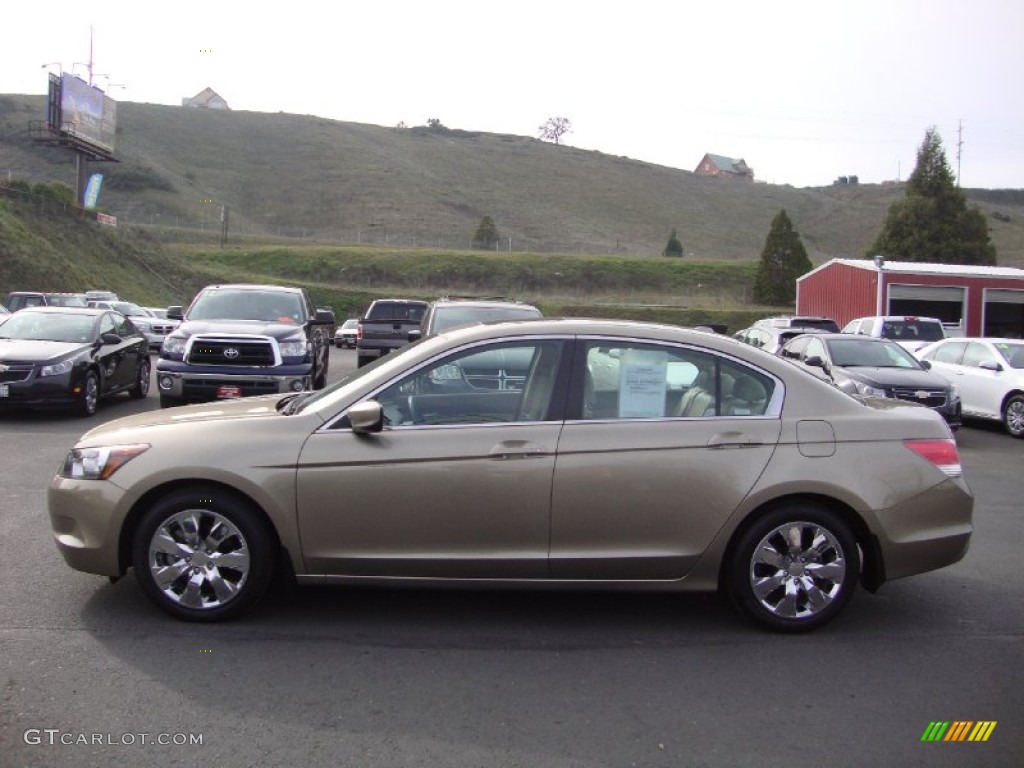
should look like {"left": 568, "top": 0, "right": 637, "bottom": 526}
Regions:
{"left": 472, "top": 216, "right": 500, "bottom": 250}
{"left": 869, "top": 127, "right": 996, "bottom": 265}
{"left": 753, "top": 210, "right": 812, "bottom": 305}
{"left": 662, "top": 228, "right": 684, "bottom": 257}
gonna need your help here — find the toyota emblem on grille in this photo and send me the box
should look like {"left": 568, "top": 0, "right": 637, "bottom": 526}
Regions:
{"left": 223, "top": 347, "right": 240, "bottom": 359}
{"left": 0, "top": 364, "right": 8, "bottom": 373}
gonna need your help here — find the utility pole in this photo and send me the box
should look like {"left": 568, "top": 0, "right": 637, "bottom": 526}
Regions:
{"left": 955, "top": 119, "right": 964, "bottom": 187}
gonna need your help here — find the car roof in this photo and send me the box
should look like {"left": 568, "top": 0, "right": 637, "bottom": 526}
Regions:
{"left": 433, "top": 298, "right": 538, "bottom": 309}
{"left": 14, "top": 306, "right": 108, "bottom": 316}
{"left": 199, "top": 283, "right": 305, "bottom": 294}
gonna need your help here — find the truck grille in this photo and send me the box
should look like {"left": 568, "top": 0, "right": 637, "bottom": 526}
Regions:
{"left": 892, "top": 387, "right": 947, "bottom": 409}
{"left": 185, "top": 337, "right": 276, "bottom": 367}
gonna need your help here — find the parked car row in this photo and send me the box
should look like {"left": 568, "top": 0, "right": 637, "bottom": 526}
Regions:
{"left": 348, "top": 296, "right": 542, "bottom": 366}
{"left": 734, "top": 312, "right": 1024, "bottom": 438}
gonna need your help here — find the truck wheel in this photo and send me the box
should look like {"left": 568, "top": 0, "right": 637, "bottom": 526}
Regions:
{"left": 356, "top": 355, "right": 373, "bottom": 368}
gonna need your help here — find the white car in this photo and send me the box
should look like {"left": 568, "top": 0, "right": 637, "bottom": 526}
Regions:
{"left": 89, "top": 300, "right": 180, "bottom": 349}
{"left": 841, "top": 315, "right": 946, "bottom": 353}
{"left": 916, "top": 337, "right": 1024, "bottom": 437}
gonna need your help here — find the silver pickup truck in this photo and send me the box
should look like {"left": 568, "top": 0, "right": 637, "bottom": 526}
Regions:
{"left": 355, "top": 299, "right": 428, "bottom": 367}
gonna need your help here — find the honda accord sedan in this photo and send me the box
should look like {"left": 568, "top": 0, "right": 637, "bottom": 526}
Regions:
{"left": 0, "top": 306, "right": 150, "bottom": 416}
{"left": 48, "top": 319, "right": 972, "bottom": 632}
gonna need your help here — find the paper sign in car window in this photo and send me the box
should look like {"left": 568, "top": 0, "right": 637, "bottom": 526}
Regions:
{"left": 618, "top": 349, "right": 668, "bottom": 418}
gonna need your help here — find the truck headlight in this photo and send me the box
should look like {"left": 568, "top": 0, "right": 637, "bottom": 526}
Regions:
{"left": 162, "top": 335, "right": 187, "bottom": 357}
{"left": 279, "top": 335, "right": 308, "bottom": 357}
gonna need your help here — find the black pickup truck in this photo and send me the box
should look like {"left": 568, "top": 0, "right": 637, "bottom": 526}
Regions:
{"left": 356, "top": 299, "right": 428, "bottom": 367}
{"left": 155, "top": 283, "right": 335, "bottom": 407}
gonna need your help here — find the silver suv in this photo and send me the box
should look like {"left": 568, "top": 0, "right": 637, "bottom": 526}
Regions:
{"left": 841, "top": 315, "right": 946, "bottom": 353}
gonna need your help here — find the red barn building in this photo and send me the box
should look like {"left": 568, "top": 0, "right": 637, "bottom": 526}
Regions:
{"left": 796, "top": 258, "right": 1024, "bottom": 338}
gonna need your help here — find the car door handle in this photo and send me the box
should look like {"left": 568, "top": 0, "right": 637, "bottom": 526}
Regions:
{"left": 706, "top": 432, "right": 759, "bottom": 450}
{"left": 488, "top": 440, "right": 549, "bottom": 459}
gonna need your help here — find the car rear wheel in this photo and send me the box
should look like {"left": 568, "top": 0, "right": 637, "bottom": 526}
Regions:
{"left": 729, "top": 504, "right": 859, "bottom": 633}
{"left": 1003, "top": 394, "right": 1024, "bottom": 438}
{"left": 74, "top": 371, "right": 100, "bottom": 417}
{"left": 130, "top": 359, "right": 151, "bottom": 399}
{"left": 132, "top": 488, "right": 275, "bottom": 621}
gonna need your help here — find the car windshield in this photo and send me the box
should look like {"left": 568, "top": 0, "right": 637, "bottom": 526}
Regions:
{"left": 48, "top": 295, "right": 89, "bottom": 307}
{"left": 433, "top": 305, "right": 541, "bottom": 332}
{"left": 0, "top": 312, "right": 95, "bottom": 343}
{"left": 827, "top": 339, "right": 921, "bottom": 369}
{"left": 994, "top": 342, "right": 1024, "bottom": 369}
{"left": 188, "top": 289, "right": 304, "bottom": 323}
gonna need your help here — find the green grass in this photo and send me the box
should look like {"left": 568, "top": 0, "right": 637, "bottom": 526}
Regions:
{"left": 4, "top": 93, "right": 1022, "bottom": 265}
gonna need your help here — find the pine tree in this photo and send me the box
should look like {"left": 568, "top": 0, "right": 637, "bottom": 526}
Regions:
{"left": 472, "top": 216, "right": 499, "bottom": 250}
{"left": 662, "top": 228, "right": 684, "bottom": 257}
{"left": 753, "top": 210, "right": 812, "bottom": 305}
{"left": 869, "top": 127, "right": 996, "bottom": 265}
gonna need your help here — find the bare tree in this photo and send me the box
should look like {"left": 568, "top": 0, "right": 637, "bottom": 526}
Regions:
{"left": 538, "top": 117, "right": 572, "bottom": 145}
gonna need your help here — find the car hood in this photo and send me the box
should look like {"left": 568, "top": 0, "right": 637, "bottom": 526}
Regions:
{"left": 76, "top": 394, "right": 325, "bottom": 443}
{"left": 0, "top": 339, "right": 87, "bottom": 362}
{"left": 836, "top": 366, "right": 947, "bottom": 389}
{"left": 176, "top": 319, "right": 304, "bottom": 339}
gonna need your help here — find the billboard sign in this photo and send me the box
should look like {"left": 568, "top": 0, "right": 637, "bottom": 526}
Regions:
{"left": 58, "top": 74, "right": 117, "bottom": 156}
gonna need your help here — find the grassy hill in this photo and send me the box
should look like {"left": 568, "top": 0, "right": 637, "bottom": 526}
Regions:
{"left": 3, "top": 93, "right": 1023, "bottom": 264}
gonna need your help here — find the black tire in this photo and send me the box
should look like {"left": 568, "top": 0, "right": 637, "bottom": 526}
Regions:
{"left": 314, "top": 360, "right": 328, "bottom": 389}
{"left": 1002, "top": 394, "right": 1024, "bottom": 438}
{"left": 131, "top": 487, "right": 275, "bottom": 621}
{"left": 159, "top": 394, "right": 183, "bottom": 409}
{"left": 356, "top": 354, "right": 373, "bottom": 368}
{"left": 74, "top": 370, "right": 100, "bottom": 417}
{"left": 728, "top": 503, "right": 859, "bottom": 633}
{"left": 130, "top": 358, "right": 151, "bottom": 399}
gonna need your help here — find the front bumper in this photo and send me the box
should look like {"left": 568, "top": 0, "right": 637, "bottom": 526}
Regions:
{"left": 155, "top": 360, "right": 312, "bottom": 402}
{"left": 48, "top": 476, "right": 133, "bottom": 577}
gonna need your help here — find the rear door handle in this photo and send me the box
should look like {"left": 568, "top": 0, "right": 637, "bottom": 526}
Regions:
{"left": 707, "top": 432, "right": 758, "bottom": 450}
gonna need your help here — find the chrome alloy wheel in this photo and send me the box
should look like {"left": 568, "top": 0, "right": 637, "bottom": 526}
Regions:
{"left": 748, "top": 521, "right": 847, "bottom": 620}
{"left": 1004, "top": 395, "right": 1024, "bottom": 438}
{"left": 147, "top": 509, "right": 251, "bottom": 610}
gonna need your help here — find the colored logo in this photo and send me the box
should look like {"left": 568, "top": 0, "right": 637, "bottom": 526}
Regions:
{"left": 921, "top": 721, "right": 997, "bottom": 742}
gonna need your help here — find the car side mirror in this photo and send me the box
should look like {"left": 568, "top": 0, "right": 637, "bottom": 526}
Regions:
{"left": 919, "top": 359, "right": 932, "bottom": 370}
{"left": 99, "top": 332, "right": 122, "bottom": 345}
{"left": 804, "top": 355, "right": 825, "bottom": 369}
{"left": 979, "top": 360, "right": 1003, "bottom": 372}
{"left": 408, "top": 329, "right": 422, "bottom": 342}
{"left": 348, "top": 400, "right": 384, "bottom": 434}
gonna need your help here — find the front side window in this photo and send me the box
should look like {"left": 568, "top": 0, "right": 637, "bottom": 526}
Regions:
{"left": 373, "top": 340, "right": 564, "bottom": 426}
{"left": 925, "top": 341, "right": 966, "bottom": 364}
{"left": 579, "top": 341, "right": 774, "bottom": 420}
{"left": 962, "top": 342, "right": 994, "bottom": 368}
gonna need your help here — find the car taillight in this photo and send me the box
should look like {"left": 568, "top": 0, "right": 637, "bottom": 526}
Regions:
{"left": 356, "top": 324, "right": 363, "bottom": 340}
{"left": 904, "top": 439, "right": 962, "bottom": 477}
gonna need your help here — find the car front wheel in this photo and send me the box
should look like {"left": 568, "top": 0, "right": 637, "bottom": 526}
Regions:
{"left": 74, "top": 370, "right": 100, "bottom": 417}
{"left": 130, "top": 358, "right": 151, "bottom": 399}
{"left": 132, "top": 488, "right": 275, "bottom": 621}
{"left": 729, "top": 504, "right": 859, "bottom": 633}
{"left": 1003, "top": 394, "right": 1024, "bottom": 438}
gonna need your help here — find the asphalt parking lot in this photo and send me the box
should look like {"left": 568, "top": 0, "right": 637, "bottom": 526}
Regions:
{"left": 1, "top": 348, "right": 1021, "bottom": 767}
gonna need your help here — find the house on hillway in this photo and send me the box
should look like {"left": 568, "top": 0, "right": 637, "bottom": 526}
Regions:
{"left": 694, "top": 153, "right": 754, "bottom": 181}
{"left": 182, "top": 87, "right": 230, "bottom": 110}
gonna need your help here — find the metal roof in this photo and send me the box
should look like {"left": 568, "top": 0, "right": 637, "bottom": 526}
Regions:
{"left": 800, "top": 258, "right": 1024, "bottom": 282}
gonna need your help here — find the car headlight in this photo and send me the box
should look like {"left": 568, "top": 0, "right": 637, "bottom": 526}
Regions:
{"left": 853, "top": 381, "right": 888, "bottom": 398}
{"left": 949, "top": 382, "right": 960, "bottom": 401}
{"left": 60, "top": 444, "right": 150, "bottom": 480}
{"left": 40, "top": 359, "right": 74, "bottom": 377}
{"left": 162, "top": 334, "right": 187, "bottom": 357}
{"left": 279, "top": 335, "right": 308, "bottom": 357}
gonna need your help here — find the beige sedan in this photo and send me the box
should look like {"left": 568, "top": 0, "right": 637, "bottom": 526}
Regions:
{"left": 49, "top": 319, "right": 973, "bottom": 632}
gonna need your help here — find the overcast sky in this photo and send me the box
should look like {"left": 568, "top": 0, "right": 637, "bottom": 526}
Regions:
{"left": 6, "top": 0, "right": 1023, "bottom": 189}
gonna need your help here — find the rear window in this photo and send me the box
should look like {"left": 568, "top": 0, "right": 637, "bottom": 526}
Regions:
{"left": 433, "top": 305, "right": 542, "bottom": 333}
{"left": 792, "top": 318, "right": 840, "bottom": 332}
{"left": 366, "top": 301, "right": 427, "bottom": 322}
{"left": 880, "top": 319, "right": 945, "bottom": 342}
